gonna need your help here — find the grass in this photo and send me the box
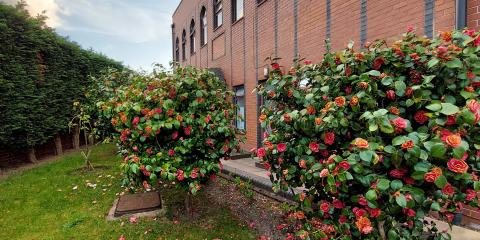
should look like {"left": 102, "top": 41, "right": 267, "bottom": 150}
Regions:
{"left": 0, "top": 144, "right": 255, "bottom": 240}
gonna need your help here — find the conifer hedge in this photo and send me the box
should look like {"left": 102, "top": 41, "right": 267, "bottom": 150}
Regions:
{"left": 0, "top": 2, "right": 123, "bottom": 161}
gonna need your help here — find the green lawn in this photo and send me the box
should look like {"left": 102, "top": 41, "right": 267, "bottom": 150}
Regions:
{"left": 0, "top": 144, "right": 255, "bottom": 240}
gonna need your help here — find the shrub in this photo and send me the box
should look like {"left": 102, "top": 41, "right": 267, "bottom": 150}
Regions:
{"left": 256, "top": 29, "right": 480, "bottom": 239}
{"left": 99, "top": 66, "right": 241, "bottom": 195}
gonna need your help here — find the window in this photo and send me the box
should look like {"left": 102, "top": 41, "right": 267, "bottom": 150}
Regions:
{"left": 189, "top": 19, "right": 196, "bottom": 55}
{"left": 181, "top": 30, "right": 186, "bottom": 60}
{"left": 200, "top": 7, "right": 207, "bottom": 46}
{"left": 234, "top": 86, "right": 246, "bottom": 130}
{"left": 232, "top": 0, "right": 244, "bottom": 22}
{"left": 175, "top": 37, "right": 179, "bottom": 61}
{"left": 213, "top": 0, "right": 223, "bottom": 28}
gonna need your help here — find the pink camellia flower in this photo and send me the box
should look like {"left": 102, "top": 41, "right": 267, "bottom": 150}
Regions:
{"left": 333, "top": 199, "right": 345, "bottom": 209}
{"left": 353, "top": 207, "right": 367, "bottom": 218}
{"left": 176, "top": 169, "right": 185, "bottom": 181}
{"left": 277, "top": 143, "right": 287, "bottom": 153}
{"left": 184, "top": 126, "right": 192, "bottom": 136}
{"left": 132, "top": 146, "right": 138, "bottom": 152}
{"left": 407, "top": 25, "right": 414, "bottom": 32}
{"left": 320, "top": 202, "right": 330, "bottom": 213}
{"left": 324, "top": 132, "right": 335, "bottom": 145}
{"left": 257, "top": 147, "right": 266, "bottom": 158}
{"left": 392, "top": 117, "right": 407, "bottom": 129}
{"left": 442, "top": 183, "right": 455, "bottom": 196}
{"left": 358, "top": 197, "right": 368, "bottom": 206}
{"left": 338, "top": 161, "right": 350, "bottom": 170}
{"left": 447, "top": 158, "right": 469, "bottom": 174}
{"left": 132, "top": 116, "right": 140, "bottom": 125}
{"left": 119, "top": 235, "right": 126, "bottom": 240}
{"left": 309, "top": 142, "right": 320, "bottom": 152}
{"left": 190, "top": 171, "right": 198, "bottom": 179}
{"left": 464, "top": 29, "right": 475, "bottom": 37}
{"left": 437, "top": 45, "right": 448, "bottom": 54}
{"left": 129, "top": 216, "right": 137, "bottom": 224}
{"left": 320, "top": 168, "right": 329, "bottom": 177}
{"left": 168, "top": 149, "right": 175, "bottom": 156}
{"left": 466, "top": 189, "right": 477, "bottom": 201}
{"left": 299, "top": 159, "right": 307, "bottom": 169}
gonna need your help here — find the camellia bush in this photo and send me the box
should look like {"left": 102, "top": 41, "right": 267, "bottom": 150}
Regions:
{"left": 99, "top": 65, "right": 241, "bottom": 196}
{"left": 256, "top": 29, "right": 480, "bottom": 239}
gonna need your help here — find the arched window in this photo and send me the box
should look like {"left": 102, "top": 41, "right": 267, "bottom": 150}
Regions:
{"left": 200, "top": 7, "right": 207, "bottom": 46}
{"left": 175, "top": 37, "right": 180, "bottom": 62}
{"left": 181, "top": 30, "right": 186, "bottom": 60}
{"left": 232, "top": 0, "right": 244, "bottom": 22}
{"left": 190, "top": 19, "right": 196, "bottom": 55}
{"left": 213, "top": 0, "right": 223, "bottom": 28}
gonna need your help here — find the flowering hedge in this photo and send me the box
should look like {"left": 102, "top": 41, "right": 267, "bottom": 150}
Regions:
{"left": 256, "top": 29, "right": 480, "bottom": 239}
{"left": 99, "top": 66, "right": 241, "bottom": 194}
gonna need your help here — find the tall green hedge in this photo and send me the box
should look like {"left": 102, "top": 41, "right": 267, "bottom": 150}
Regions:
{"left": 0, "top": 3, "right": 123, "bottom": 152}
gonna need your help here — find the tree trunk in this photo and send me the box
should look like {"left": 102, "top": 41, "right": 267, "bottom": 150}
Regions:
{"left": 73, "top": 125, "right": 80, "bottom": 150}
{"left": 377, "top": 220, "right": 386, "bottom": 240}
{"left": 27, "top": 147, "right": 37, "bottom": 163}
{"left": 185, "top": 192, "right": 192, "bottom": 217}
{"left": 54, "top": 133, "right": 63, "bottom": 155}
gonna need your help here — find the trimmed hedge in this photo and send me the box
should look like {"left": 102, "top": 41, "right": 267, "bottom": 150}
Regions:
{"left": 0, "top": 3, "right": 122, "bottom": 155}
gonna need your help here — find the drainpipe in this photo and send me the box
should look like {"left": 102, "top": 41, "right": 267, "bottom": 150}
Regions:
{"left": 171, "top": 23, "right": 175, "bottom": 66}
{"left": 456, "top": 0, "right": 467, "bottom": 29}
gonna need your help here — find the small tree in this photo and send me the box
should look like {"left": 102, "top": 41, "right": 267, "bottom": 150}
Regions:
{"left": 69, "top": 101, "right": 95, "bottom": 170}
{"left": 99, "top": 65, "right": 242, "bottom": 213}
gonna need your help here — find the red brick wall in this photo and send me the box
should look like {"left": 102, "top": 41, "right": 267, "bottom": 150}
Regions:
{"left": 173, "top": 0, "right": 480, "bottom": 151}
{"left": 468, "top": 0, "right": 480, "bottom": 31}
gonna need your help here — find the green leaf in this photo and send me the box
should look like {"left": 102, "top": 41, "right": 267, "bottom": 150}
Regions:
{"left": 377, "top": 179, "right": 390, "bottom": 191}
{"left": 368, "top": 70, "right": 381, "bottom": 76}
{"left": 445, "top": 58, "right": 463, "bottom": 68}
{"left": 388, "top": 230, "right": 399, "bottom": 240}
{"left": 391, "top": 180, "right": 403, "bottom": 190}
{"left": 434, "top": 175, "right": 447, "bottom": 189}
{"left": 395, "top": 194, "right": 407, "bottom": 208}
{"left": 366, "top": 189, "right": 377, "bottom": 201}
{"left": 474, "top": 181, "right": 480, "bottom": 190}
{"left": 394, "top": 81, "right": 407, "bottom": 96}
{"left": 431, "top": 202, "right": 441, "bottom": 211}
{"left": 427, "top": 58, "right": 439, "bottom": 68}
{"left": 430, "top": 144, "right": 446, "bottom": 158}
{"left": 426, "top": 103, "right": 442, "bottom": 112}
{"left": 381, "top": 76, "right": 393, "bottom": 86}
{"left": 462, "top": 110, "right": 476, "bottom": 125}
{"left": 359, "top": 150, "right": 374, "bottom": 162}
{"left": 440, "top": 103, "right": 459, "bottom": 115}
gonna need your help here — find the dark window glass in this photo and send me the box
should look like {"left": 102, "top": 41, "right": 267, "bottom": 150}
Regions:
{"left": 200, "top": 7, "right": 207, "bottom": 46}
{"left": 190, "top": 19, "right": 196, "bottom": 55}
{"left": 213, "top": 0, "right": 223, "bottom": 28}
{"left": 175, "top": 37, "right": 179, "bottom": 61}
{"left": 234, "top": 86, "right": 246, "bottom": 130}
{"left": 181, "top": 30, "right": 186, "bottom": 60}
{"left": 232, "top": 0, "right": 244, "bottom": 22}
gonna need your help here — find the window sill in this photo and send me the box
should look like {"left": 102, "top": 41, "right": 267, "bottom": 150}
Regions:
{"left": 201, "top": 43, "right": 207, "bottom": 49}
{"left": 232, "top": 17, "right": 244, "bottom": 26}
{"left": 257, "top": 0, "right": 268, "bottom": 7}
{"left": 213, "top": 24, "right": 223, "bottom": 32}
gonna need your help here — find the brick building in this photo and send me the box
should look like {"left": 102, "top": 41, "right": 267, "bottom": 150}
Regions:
{"left": 172, "top": 0, "right": 479, "bottom": 151}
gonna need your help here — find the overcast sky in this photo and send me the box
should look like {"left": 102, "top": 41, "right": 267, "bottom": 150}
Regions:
{"left": 2, "top": 0, "right": 181, "bottom": 72}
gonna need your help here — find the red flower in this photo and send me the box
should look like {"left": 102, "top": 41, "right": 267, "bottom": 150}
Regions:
{"left": 447, "top": 158, "right": 469, "bottom": 174}
{"left": 403, "top": 208, "right": 416, "bottom": 217}
{"left": 424, "top": 167, "right": 442, "bottom": 182}
{"left": 168, "top": 149, "right": 175, "bottom": 156}
{"left": 442, "top": 183, "right": 455, "bottom": 196}
{"left": 277, "top": 143, "right": 286, "bottom": 153}
{"left": 304, "top": 60, "right": 312, "bottom": 65}
{"left": 414, "top": 110, "right": 428, "bottom": 124}
{"left": 373, "top": 56, "right": 384, "bottom": 70}
{"left": 445, "top": 116, "right": 456, "bottom": 126}
{"left": 204, "top": 114, "right": 212, "bottom": 123}
{"left": 386, "top": 90, "right": 396, "bottom": 100}
{"left": 338, "top": 161, "right": 350, "bottom": 170}
{"left": 299, "top": 159, "right": 307, "bottom": 169}
{"left": 172, "top": 131, "right": 178, "bottom": 140}
{"left": 306, "top": 105, "right": 316, "bottom": 115}
{"left": 154, "top": 108, "right": 162, "bottom": 114}
{"left": 407, "top": 25, "right": 414, "bottom": 32}
{"left": 271, "top": 63, "right": 280, "bottom": 70}
{"left": 444, "top": 134, "right": 462, "bottom": 148}
{"left": 390, "top": 169, "right": 407, "bottom": 178}
{"left": 466, "top": 189, "right": 477, "bottom": 201}
{"left": 334, "top": 96, "right": 346, "bottom": 107}
{"left": 392, "top": 117, "right": 407, "bottom": 129}
{"left": 324, "top": 132, "right": 335, "bottom": 145}
{"left": 358, "top": 197, "right": 368, "bottom": 206}
{"left": 464, "top": 29, "right": 475, "bottom": 37}
{"left": 354, "top": 138, "right": 369, "bottom": 149}
{"left": 437, "top": 46, "right": 448, "bottom": 54}
{"left": 132, "top": 116, "right": 140, "bottom": 125}
{"left": 401, "top": 140, "right": 415, "bottom": 150}
{"left": 368, "top": 208, "right": 381, "bottom": 217}
{"left": 257, "top": 148, "right": 266, "bottom": 158}
{"left": 333, "top": 199, "right": 344, "bottom": 209}
{"left": 320, "top": 202, "right": 330, "bottom": 213}
{"left": 309, "top": 142, "right": 320, "bottom": 152}
{"left": 339, "top": 215, "right": 348, "bottom": 224}
{"left": 184, "top": 126, "right": 192, "bottom": 136}
{"left": 353, "top": 207, "right": 367, "bottom": 218}
{"left": 405, "top": 87, "right": 413, "bottom": 97}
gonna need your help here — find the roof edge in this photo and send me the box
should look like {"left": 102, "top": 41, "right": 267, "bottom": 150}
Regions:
{"left": 172, "top": 0, "right": 186, "bottom": 18}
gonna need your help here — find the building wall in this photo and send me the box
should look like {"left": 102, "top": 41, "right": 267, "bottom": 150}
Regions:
{"left": 172, "top": 0, "right": 480, "bottom": 151}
